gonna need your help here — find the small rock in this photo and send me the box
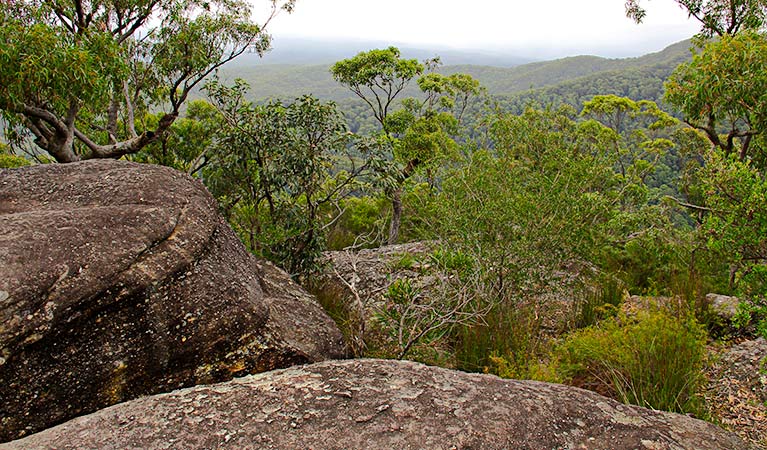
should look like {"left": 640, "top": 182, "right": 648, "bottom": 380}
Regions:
{"left": 706, "top": 293, "right": 740, "bottom": 320}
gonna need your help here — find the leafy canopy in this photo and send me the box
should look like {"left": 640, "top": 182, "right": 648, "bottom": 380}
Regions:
{"left": 626, "top": 0, "right": 767, "bottom": 37}
{"left": 331, "top": 47, "right": 424, "bottom": 131}
{"left": 0, "top": 0, "right": 293, "bottom": 162}
{"left": 664, "top": 31, "right": 767, "bottom": 161}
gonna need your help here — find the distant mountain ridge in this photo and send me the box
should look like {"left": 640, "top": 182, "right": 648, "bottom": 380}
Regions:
{"left": 216, "top": 38, "right": 694, "bottom": 103}
{"left": 442, "top": 39, "right": 693, "bottom": 94}
{"left": 231, "top": 37, "right": 537, "bottom": 67}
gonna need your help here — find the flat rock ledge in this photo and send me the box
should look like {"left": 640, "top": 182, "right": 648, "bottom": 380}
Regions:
{"left": 1, "top": 359, "right": 749, "bottom": 450}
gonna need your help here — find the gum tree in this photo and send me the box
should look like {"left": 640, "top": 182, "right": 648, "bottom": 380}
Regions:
{"left": 0, "top": 0, "right": 293, "bottom": 163}
{"left": 204, "top": 79, "right": 378, "bottom": 274}
{"left": 664, "top": 31, "right": 767, "bottom": 161}
{"left": 332, "top": 48, "right": 482, "bottom": 244}
{"left": 625, "top": 0, "right": 767, "bottom": 37}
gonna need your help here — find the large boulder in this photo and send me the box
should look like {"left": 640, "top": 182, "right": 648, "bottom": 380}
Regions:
{"left": 1, "top": 359, "right": 749, "bottom": 449}
{"left": 0, "top": 160, "right": 346, "bottom": 442}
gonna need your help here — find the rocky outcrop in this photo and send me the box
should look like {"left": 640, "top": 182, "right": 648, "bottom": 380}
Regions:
{"left": 319, "top": 241, "right": 439, "bottom": 311}
{"left": 1, "top": 359, "right": 749, "bottom": 449}
{"left": 314, "top": 242, "right": 581, "bottom": 356}
{"left": 0, "top": 160, "right": 346, "bottom": 442}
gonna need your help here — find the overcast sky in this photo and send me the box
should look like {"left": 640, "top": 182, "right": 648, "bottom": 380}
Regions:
{"left": 259, "top": 0, "right": 701, "bottom": 58}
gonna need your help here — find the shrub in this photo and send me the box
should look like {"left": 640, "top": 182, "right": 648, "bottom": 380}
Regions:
{"left": 326, "top": 195, "right": 388, "bottom": 250}
{"left": 553, "top": 309, "right": 708, "bottom": 416}
{"left": 304, "top": 280, "right": 360, "bottom": 356}
{"left": 572, "top": 276, "right": 624, "bottom": 329}
{"left": 429, "top": 247, "right": 474, "bottom": 277}
{"left": 732, "top": 297, "right": 767, "bottom": 339}
{"left": 454, "top": 302, "right": 545, "bottom": 377}
{"left": 0, "top": 154, "right": 31, "bottom": 168}
{"left": 389, "top": 252, "right": 418, "bottom": 271}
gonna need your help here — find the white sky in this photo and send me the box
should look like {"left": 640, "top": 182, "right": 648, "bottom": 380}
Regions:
{"left": 257, "top": 0, "right": 702, "bottom": 58}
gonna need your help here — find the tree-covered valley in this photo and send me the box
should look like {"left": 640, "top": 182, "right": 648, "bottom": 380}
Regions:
{"left": 2, "top": 0, "right": 767, "bottom": 447}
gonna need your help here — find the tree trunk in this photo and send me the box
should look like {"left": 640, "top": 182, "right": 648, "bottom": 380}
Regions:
{"left": 44, "top": 129, "right": 80, "bottom": 163}
{"left": 388, "top": 188, "right": 403, "bottom": 245}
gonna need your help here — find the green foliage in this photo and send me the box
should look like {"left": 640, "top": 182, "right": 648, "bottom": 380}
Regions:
{"left": 433, "top": 105, "right": 624, "bottom": 376}
{"left": 389, "top": 253, "right": 418, "bottom": 271}
{"left": 626, "top": 0, "right": 767, "bottom": 37}
{"left": 454, "top": 302, "right": 546, "bottom": 377}
{"left": 0, "top": 17, "right": 126, "bottom": 112}
{"left": 375, "top": 274, "right": 492, "bottom": 361}
{"left": 732, "top": 298, "right": 767, "bottom": 339}
{"left": 702, "top": 152, "right": 767, "bottom": 296}
{"left": 553, "top": 309, "right": 708, "bottom": 416}
{"left": 204, "top": 79, "right": 375, "bottom": 274}
{"left": 0, "top": 153, "right": 31, "bottom": 168}
{"left": 133, "top": 100, "right": 222, "bottom": 174}
{"left": 429, "top": 248, "right": 474, "bottom": 277}
{"left": 439, "top": 106, "right": 624, "bottom": 297}
{"left": 326, "top": 195, "right": 389, "bottom": 250}
{"left": 572, "top": 277, "right": 624, "bottom": 329}
{"left": 331, "top": 47, "right": 483, "bottom": 244}
{"left": 331, "top": 47, "right": 424, "bottom": 129}
{"left": 665, "top": 32, "right": 767, "bottom": 161}
{"left": 304, "top": 279, "right": 360, "bottom": 354}
{"left": 375, "top": 278, "right": 426, "bottom": 358}
{"left": 0, "top": 0, "right": 292, "bottom": 162}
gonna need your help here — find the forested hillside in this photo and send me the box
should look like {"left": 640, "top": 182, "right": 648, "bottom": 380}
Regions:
{"left": 217, "top": 38, "right": 693, "bottom": 103}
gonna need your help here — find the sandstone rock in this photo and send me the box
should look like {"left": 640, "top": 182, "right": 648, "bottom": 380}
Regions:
{"left": 706, "top": 338, "right": 767, "bottom": 447}
{"left": 309, "top": 242, "right": 442, "bottom": 355}
{"left": 320, "top": 241, "right": 439, "bottom": 311}
{"left": 314, "top": 242, "right": 583, "bottom": 357}
{"left": 0, "top": 160, "right": 346, "bottom": 442}
{"left": 706, "top": 293, "right": 741, "bottom": 321}
{"left": 1, "top": 359, "right": 750, "bottom": 450}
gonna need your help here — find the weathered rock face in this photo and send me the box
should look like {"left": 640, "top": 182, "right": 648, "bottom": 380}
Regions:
{"left": 0, "top": 160, "right": 346, "bottom": 442}
{"left": 1, "top": 359, "right": 749, "bottom": 450}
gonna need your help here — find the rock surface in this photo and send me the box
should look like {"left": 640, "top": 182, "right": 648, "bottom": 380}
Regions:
{"left": 706, "top": 293, "right": 741, "bottom": 321}
{"left": 706, "top": 338, "right": 767, "bottom": 448}
{"left": 0, "top": 160, "right": 346, "bottom": 442}
{"left": 1, "top": 359, "right": 750, "bottom": 450}
{"left": 314, "top": 242, "right": 581, "bottom": 356}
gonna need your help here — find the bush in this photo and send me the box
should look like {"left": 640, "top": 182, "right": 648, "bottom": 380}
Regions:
{"left": 429, "top": 247, "right": 474, "bottom": 277}
{"left": 732, "top": 297, "right": 767, "bottom": 339}
{"left": 326, "top": 195, "right": 388, "bottom": 250}
{"left": 453, "top": 302, "right": 545, "bottom": 377}
{"left": 572, "top": 276, "right": 624, "bottom": 329}
{"left": 552, "top": 309, "right": 708, "bottom": 416}
{"left": 0, "top": 154, "right": 31, "bottom": 168}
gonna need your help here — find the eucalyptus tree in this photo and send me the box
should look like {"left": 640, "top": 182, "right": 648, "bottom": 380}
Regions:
{"left": 625, "top": 0, "right": 767, "bottom": 36}
{"left": 0, "top": 0, "right": 293, "bottom": 163}
{"left": 204, "top": 79, "right": 379, "bottom": 275}
{"left": 331, "top": 48, "right": 482, "bottom": 244}
{"left": 661, "top": 32, "right": 767, "bottom": 294}
{"left": 330, "top": 47, "right": 424, "bottom": 133}
{"left": 665, "top": 31, "right": 767, "bottom": 162}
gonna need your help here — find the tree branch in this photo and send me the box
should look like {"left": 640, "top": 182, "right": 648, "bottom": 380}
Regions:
{"left": 664, "top": 195, "right": 712, "bottom": 212}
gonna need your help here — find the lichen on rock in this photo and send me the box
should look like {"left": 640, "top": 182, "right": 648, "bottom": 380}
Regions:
{"left": 0, "top": 160, "right": 346, "bottom": 442}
